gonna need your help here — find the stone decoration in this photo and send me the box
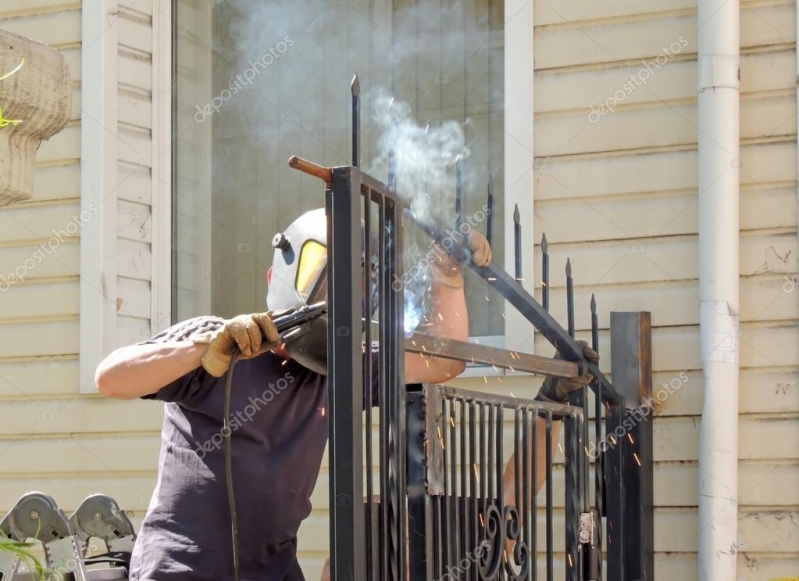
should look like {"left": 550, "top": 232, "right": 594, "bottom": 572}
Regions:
{"left": 0, "top": 28, "right": 71, "bottom": 207}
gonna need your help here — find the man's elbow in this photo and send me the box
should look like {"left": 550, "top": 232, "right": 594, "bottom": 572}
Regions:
{"left": 94, "top": 355, "right": 133, "bottom": 399}
{"left": 431, "top": 360, "right": 466, "bottom": 384}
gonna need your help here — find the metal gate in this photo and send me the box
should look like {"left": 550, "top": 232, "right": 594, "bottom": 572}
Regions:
{"left": 291, "top": 75, "right": 655, "bottom": 581}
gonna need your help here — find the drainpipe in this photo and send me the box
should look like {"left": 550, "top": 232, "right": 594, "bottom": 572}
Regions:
{"left": 697, "top": 0, "right": 740, "bottom": 578}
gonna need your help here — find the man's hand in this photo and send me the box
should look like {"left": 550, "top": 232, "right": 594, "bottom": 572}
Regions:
{"left": 429, "top": 230, "right": 493, "bottom": 288}
{"left": 536, "top": 340, "right": 599, "bottom": 403}
{"left": 190, "top": 313, "right": 280, "bottom": 377}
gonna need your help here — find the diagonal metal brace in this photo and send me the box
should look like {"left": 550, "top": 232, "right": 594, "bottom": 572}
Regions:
{"left": 404, "top": 211, "right": 623, "bottom": 405}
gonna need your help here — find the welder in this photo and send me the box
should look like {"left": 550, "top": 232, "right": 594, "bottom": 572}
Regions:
{"left": 94, "top": 208, "right": 492, "bottom": 581}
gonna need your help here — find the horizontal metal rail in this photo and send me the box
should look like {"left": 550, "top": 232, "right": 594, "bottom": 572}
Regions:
{"left": 405, "top": 332, "right": 580, "bottom": 379}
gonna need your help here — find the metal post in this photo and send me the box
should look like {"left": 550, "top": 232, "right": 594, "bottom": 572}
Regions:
{"left": 605, "top": 312, "right": 654, "bottom": 580}
{"left": 327, "top": 168, "right": 366, "bottom": 581}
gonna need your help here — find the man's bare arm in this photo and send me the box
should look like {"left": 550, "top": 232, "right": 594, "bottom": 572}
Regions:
{"left": 404, "top": 281, "right": 468, "bottom": 384}
{"left": 95, "top": 342, "right": 206, "bottom": 400}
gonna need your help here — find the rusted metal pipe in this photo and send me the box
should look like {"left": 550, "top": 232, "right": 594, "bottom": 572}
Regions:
{"left": 288, "top": 156, "right": 332, "bottom": 185}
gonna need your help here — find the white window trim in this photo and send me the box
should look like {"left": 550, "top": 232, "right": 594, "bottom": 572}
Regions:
{"left": 79, "top": 0, "right": 173, "bottom": 392}
{"left": 79, "top": 0, "right": 119, "bottom": 393}
{"left": 503, "top": 0, "right": 535, "bottom": 357}
{"left": 151, "top": 0, "right": 173, "bottom": 334}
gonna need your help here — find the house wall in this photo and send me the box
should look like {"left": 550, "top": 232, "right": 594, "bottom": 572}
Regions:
{"left": 0, "top": 0, "right": 166, "bottom": 548}
{"left": 519, "top": 0, "right": 799, "bottom": 577}
{"left": 1, "top": 1, "right": 796, "bottom": 580}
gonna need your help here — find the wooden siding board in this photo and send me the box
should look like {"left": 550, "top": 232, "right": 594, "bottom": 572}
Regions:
{"left": 31, "top": 164, "right": 81, "bottom": 202}
{"left": 117, "top": 277, "right": 152, "bottom": 319}
{"left": 36, "top": 125, "right": 81, "bottom": 165}
{"left": 535, "top": 51, "right": 794, "bottom": 114}
{"left": 535, "top": 95, "right": 795, "bottom": 158}
{"left": 0, "top": 280, "right": 78, "bottom": 319}
{"left": 0, "top": 358, "right": 79, "bottom": 398}
{"left": 0, "top": 475, "right": 156, "bottom": 514}
{"left": 0, "top": 243, "right": 79, "bottom": 281}
{"left": 0, "top": 436, "right": 159, "bottom": 473}
{"left": 0, "top": 320, "right": 78, "bottom": 358}
{"left": 535, "top": 188, "right": 796, "bottom": 244}
{"left": 534, "top": 5, "right": 794, "bottom": 71}
{"left": 118, "top": 50, "right": 153, "bottom": 93}
{"left": 522, "top": 140, "right": 784, "bottom": 195}
{"left": 0, "top": 8, "right": 81, "bottom": 46}
{"left": 0, "top": 202, "right": 82, "bottom": 243}
{"left": 0, "top": 398, "right": 162, "bottom": 436}
{"left": 117, "top": 200, "right": 153, "bottom": 243}
{"left": 117, "top": 239, "right": 152, "bottom": 281}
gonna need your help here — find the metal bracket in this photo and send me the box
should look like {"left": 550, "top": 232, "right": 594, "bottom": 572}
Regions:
{"left": 69, "top": 494, "right": 136, "bottom": 555}
{"left": 1, "top": 492, "right": 88, "bottom": 581}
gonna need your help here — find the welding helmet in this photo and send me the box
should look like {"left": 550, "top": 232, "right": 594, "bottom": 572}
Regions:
{"left": 266, "top": 208, "right": 379, "bottom": 375}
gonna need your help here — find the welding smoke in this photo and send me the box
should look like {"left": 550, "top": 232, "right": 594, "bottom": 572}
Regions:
{"left": 369, "top": 91, "right": 472, "bottom": 229}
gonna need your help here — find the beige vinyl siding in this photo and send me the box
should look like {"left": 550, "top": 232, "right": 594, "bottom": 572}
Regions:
{"left": 0, "top": 0, "right": 166, "bottom": 548}
{"left": 509, "top": 0, "right": 799, "bottom": 577}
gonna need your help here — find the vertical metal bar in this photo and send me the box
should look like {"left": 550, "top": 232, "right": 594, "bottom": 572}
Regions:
{"left": 387, "top": 99, "right": 396, "bottom": 192}
{"left": 479, "top": 401, "right": 486, "bottom": 557}
{"left": 470, "top": 402, "right": 478, "bottom": 581}
{"left": 545, "top": 412, "right": 553, "bottom": 581}
{"left": 566, "top": 259, "right": 574, "bottom": 338}
{"left": 363, "top": 191, "right": 374, "bottom": 581}
{"left": 388, "top": 198, "right": 406, "bottom": 581}
{"left": 495, "top": 405, "right": 504, "bottom": 568}
{"left": 377, "top": 193, "right": 390, "bottom": 581}
{"left": 486, "top": 175, "right": 494, "bottom": 247}
{"left": 514, "top": 204, "right": 522, "bottom": 282}
{"left": 541, "top": 234, "right": 549, "bottom": 311}
{"left": 455, "top": 155, "right": 463, "bottom": 231}
{"left": 590, "top": 295, "right": 603, "bottom": 580}
{"left": 450, "top": 397, "right": 460, "bottom": 570}
{"left": 460, "top": 399, "right": 467, "bottom": 564}
{"left": 351, "top": 73, "right": 360, "bottom": 167}
{"left": 443, "top": 397, "right": 451, "bottom": 576}
{"left": 604, "top": 405, "right": 624, "bottom": 581}
{"left": 327, "top": 168, "right": 365, "bottom": 581}
{"left": 530, "top": 412, "right": 537, "bottom": 581}
{"left": 565, "top": 413, "right": 583, "bottom": 581}
{"left": 608, "top": 312, "right": 655, "bottom": 580}
{"left": 407, "top": 389, "right": 431, "bottom": 581}
{"left": 514, "top": 407, "right": 522, "bottom": 577}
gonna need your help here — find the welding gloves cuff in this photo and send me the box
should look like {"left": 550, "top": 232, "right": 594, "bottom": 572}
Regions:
{"left": 536, "top": 340, "right": 599, "bottom": 404}
{"left": 429, "top": 231, "right": 493, "bottom": 288}
{"left": 190, "top": 312, "right": 281, "bottom": 378}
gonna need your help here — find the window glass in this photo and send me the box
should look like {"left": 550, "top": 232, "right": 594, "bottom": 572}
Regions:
{"left": 174, "top": 0, "right": 505, "bottom": 338}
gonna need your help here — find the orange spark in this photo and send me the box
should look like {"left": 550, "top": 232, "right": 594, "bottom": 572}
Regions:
{"left": 633, "top": 452, "right": 642, "bottom": 467}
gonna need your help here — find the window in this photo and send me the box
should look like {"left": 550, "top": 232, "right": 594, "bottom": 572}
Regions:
{"left": 173, "top": 0, "right": 511, "bottom": 341}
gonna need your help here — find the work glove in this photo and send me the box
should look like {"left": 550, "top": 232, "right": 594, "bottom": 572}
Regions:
{"left": 190, "top": 312, "right": 280, "bottom": 377}
{"left": 429, "top": 230, "right": 493, "bottom": 288}
{"left": 536, "top": 340, "right": 599, "bottom": 403}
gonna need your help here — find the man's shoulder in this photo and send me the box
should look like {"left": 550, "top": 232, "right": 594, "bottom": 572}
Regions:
{"left": 141, "top": 316, "right": 226, "bottom": 345}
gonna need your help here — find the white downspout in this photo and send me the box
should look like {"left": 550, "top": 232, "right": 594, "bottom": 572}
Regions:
{"left": 697, "top": 0, "right": 741, "bottom": 577}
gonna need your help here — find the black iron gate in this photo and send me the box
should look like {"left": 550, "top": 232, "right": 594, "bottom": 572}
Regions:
{"left": 291, "top": 75, "right": 655, "bottom": 581}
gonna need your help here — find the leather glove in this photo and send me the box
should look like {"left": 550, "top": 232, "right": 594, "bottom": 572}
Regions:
{"left": 190, "top": 312, "right": 280, "bottom": 377}
{"left": 429, "top": 230, "right": 493, "bottom": 288}
{"left": 536, "top": 340, "right": 599, "bottom": 403}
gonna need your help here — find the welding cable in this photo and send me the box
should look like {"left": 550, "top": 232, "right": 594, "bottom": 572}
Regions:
{"left": 224, "top": 349, "right": 241, "bottom": 581}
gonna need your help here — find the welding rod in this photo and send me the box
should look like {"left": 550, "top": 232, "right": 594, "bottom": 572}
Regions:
{"left": 288, "top": 156, "right": 332, "bottom": 185}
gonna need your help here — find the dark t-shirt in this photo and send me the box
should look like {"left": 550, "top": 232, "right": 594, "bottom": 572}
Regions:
{"left": 129, "top": 317, "right": 374, "bottom": 581}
